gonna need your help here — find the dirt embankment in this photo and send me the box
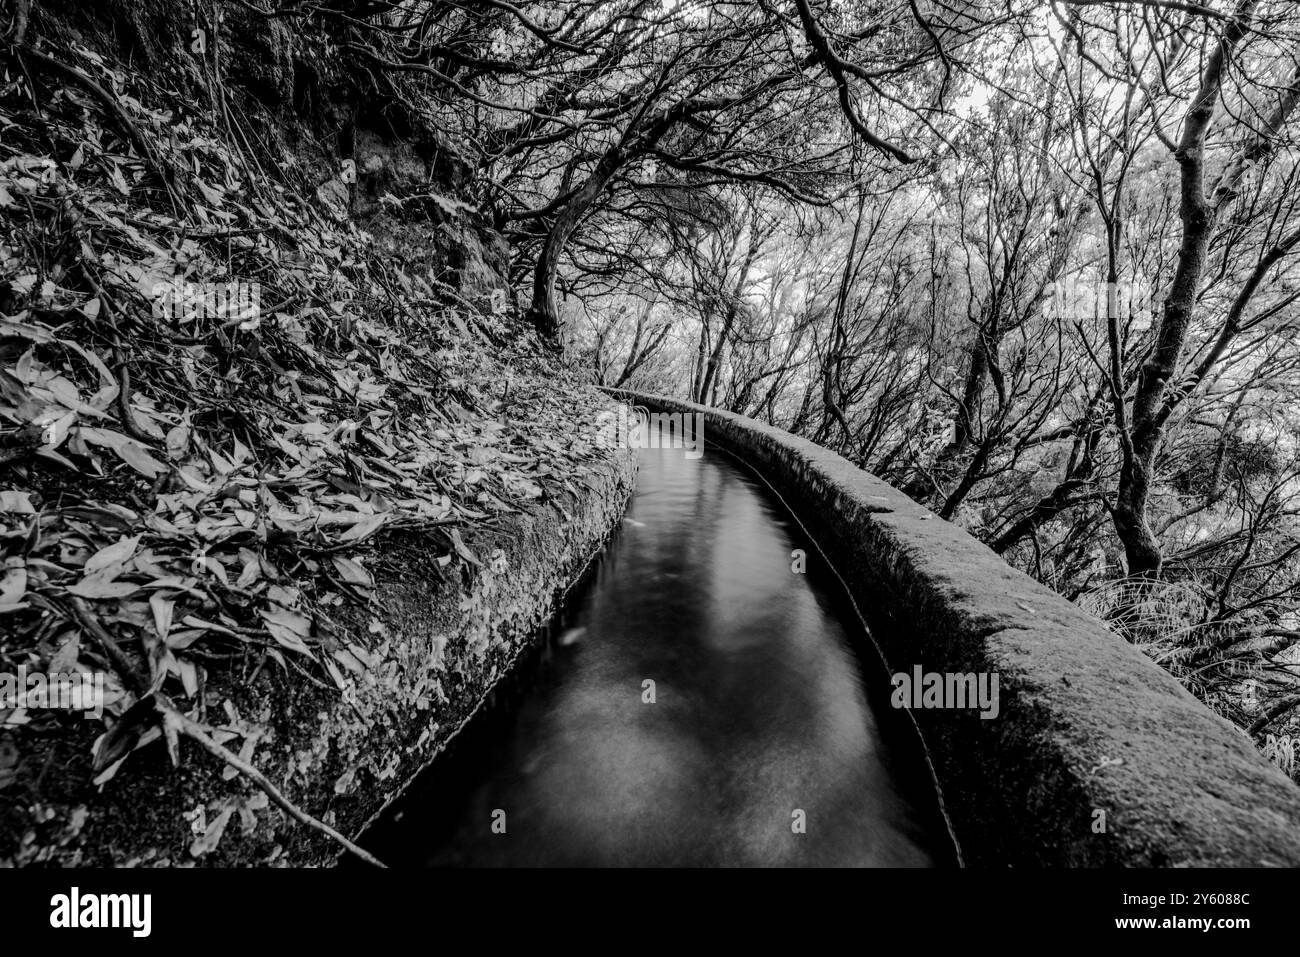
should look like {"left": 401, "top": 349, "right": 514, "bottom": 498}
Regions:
{"left": 1, "top": 1, "right": 634, "bottom": 865}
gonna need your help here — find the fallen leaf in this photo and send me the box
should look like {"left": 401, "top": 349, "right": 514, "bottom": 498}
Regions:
{"left": 150, "top": 593, "right": 175, "bottom": 639}
{"left": 331, "top": 555, "right": 373, "bottom": 590}
{"left": 79, "top": 427, "right": 166, "bottom": 478}
{"left": 0, "top": 563, "right": 27, "bottom": 605}
{"left": 0, "top": 491, "right": 35, "bottom": 514}
{"left": 190, "top": 807, "right": 233, "bottom": 858}
{"left": 67, "top": 573, "right": 140, "bottom": 599}
{"left": 448, "top": 528, "right": 480, "bottom": 567}
{"left": 84, "top": 534, "right": 142, "bottom": 575}
{"left": 338, "top": 512, "right": 387, "bottom": 542}
{"left": 259, "top": 607, "right": 313, "bottom": 655}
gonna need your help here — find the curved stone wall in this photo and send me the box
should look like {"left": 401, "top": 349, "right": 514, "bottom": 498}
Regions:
{"left": 612, "top": 389, "right": 1300, "bottom": 867}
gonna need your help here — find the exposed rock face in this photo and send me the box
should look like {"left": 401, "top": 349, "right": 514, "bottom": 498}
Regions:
{"left": 615, "top": 390, "right": 1300, "bottom": 867}
{"left": 41, "top": 0, "right": 513, "bottom": 309}
{"left": 352, "top": 130, "right": 512, "bottom": 313}
{"left": 221, "top": 6, "right": 295, "bottom": 108}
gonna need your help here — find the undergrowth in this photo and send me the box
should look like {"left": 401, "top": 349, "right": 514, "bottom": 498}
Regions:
{"left": 1078, "top": 576, "right": 1300, "bottom": 783}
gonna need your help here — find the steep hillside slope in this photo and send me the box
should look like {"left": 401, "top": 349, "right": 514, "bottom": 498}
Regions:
{"left": 0, "top": 1, "right": 633, "bottom": 865}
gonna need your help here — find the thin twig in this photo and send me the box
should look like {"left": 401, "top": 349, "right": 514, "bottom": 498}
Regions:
{"left": 162, "top": 701, "right": 388, "bottom": 868}
{"left": 68, "top": 597, "right": 149, "bottom": 697}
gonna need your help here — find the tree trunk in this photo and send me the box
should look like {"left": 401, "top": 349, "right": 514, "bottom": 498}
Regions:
{"left": 1110, "top": 0, "right": 1260, "bottom": 578}
{"left": 698, "top": 225, "right": 762, "bottom": 404}
{"left": 524, "top": 144, "right": 625, "bottom": 340}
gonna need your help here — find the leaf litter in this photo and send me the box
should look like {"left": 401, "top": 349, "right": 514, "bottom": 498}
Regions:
{"left": 0, "top": 36, "right": 621, "bottom": 863}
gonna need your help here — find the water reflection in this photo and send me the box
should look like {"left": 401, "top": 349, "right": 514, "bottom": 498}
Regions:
{"left": 362, "top": 447, "right": 945, "bottom": 867}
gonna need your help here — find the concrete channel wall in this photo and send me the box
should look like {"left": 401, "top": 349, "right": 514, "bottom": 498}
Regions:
{"left": 612, "top": 390, "right": 1300, "bottom": 867}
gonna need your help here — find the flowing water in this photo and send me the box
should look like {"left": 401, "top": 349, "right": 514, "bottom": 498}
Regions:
{"left": 357, "top": 445, "right": 955, "bottom": 867}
